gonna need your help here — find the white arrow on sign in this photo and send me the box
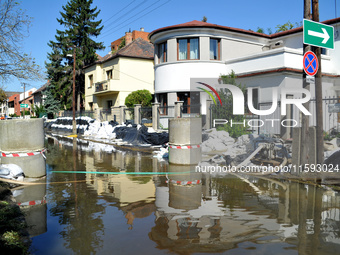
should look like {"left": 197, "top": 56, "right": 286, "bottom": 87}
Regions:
{"left": 308, "top": 28, "right": 330, "bottom": 44}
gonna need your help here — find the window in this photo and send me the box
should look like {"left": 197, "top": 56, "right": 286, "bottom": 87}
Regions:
{"left": 158, "top": 93, "right": 168, "bottom": 115}
{"left": 88, "top": 75, "right": 93, "bottom": 88}
{"left": 178, "top": 38, "right": 199, "bottom": 60}
{"left": 107, "top": 100, "right": 113, "bottom": 109}
{"left": 210, "top": 38, "right": 220, "bottom": 60}
{"left": 106, "top": 70, "right": 113, "bottom": 80}
{"left": 158, "top": 42, "right": 167, "bottom": 63}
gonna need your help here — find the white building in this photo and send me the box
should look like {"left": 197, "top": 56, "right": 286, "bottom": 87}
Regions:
{"left": 149, "top": 19, "right": 340, "bottom": 134}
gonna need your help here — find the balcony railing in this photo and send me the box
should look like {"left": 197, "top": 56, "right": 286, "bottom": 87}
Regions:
{"left": 95, "top": 80, "right": 108, "bottom": 92}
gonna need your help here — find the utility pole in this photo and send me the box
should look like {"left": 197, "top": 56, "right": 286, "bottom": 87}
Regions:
{"left": 312, "top": 0, "right": 324, "bottom": 164}
{"left": 300, "top": 0, "right": 312, "bottom": 169}
{"left": 72, "top": 46, "right": 76, "bottom": 135}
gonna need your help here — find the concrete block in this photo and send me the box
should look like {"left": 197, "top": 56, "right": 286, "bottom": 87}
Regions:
{"left": 169, "top": 118, "right": 202, "bottom": 145}
{"left": 169, "top": 146, "right": 201, "bottom": 165}
{"left": 0, "top": 119, "right": 44, "bottom": 152}
{"left": 2, "top": 154, "right": 46, "bottom": 178}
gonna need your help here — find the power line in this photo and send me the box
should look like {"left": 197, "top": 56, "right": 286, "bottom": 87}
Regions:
{"left": 99, "top": 0, "right": 171, "bottom": 40}
{"left": 100, "top": 0, "right": 159, "bottom": 38}
{"left": 103, "top": 0, "right": 148, "bottom": 30}
{"left": 102, "top": 0, "right": 137, "bottom": 25}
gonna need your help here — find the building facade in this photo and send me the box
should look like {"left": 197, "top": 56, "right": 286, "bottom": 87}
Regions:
{"left": 149, "top": 19, "right": 340, "bottom": 133}
{"left": 84, "top": 38, "right": 154, "bottom": 111}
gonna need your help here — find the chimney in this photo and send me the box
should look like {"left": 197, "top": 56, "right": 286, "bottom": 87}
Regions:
{"left": 125, "top": 31, "right": 132, "bottom": 45}
{"left": 140, "top": 27, "right": 144, "bottom": 32}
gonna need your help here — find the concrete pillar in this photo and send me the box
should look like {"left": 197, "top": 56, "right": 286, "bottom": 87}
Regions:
{"left": 168, "top": 164, "right": 202, "bottom": 210}
{"left": 14, "top": 184, "right": 47, "bottom": 237}
{"left": 120, "top": 105, "right": 126, "bottom": 124}
{"left": 152, "top": 102, "right": 160, "bottom": 130}
{"left": 205, "top": 99, "right": 213, "bottom": 129}
{"left": 168, "top": 118, "right": 202, "bottom": 165}
{"left": 134, "top": 104, "right": 141, "bottom": 125}
{"left": 0, "top": 119, "right": 46, "bottom": 177}
{"left": 174, "top": 101, "right": 183, "bottom": 118}
{"left": 94, "top": 108, "right": 100, "bottom": 121}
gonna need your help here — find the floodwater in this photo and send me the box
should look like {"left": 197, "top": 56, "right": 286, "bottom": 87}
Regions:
{"left": 13, "top": 136, "right": 340, "bottom": 255}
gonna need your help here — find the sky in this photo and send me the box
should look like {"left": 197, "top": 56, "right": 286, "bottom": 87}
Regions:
{"left": 3, "top": 0, "right": 339, "bottom": 92}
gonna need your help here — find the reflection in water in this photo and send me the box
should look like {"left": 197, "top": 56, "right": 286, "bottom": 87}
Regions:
{"left": 24, "top": 136, "right": 340, "bottom": 254}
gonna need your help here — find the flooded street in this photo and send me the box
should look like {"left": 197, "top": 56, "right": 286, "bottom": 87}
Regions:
{"left": 15, "top": 136, "right": 340, "bottom": 254}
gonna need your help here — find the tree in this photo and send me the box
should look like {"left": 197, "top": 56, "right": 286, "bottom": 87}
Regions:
{"left": 213, "top": 71, "right": 249, "bottom": 138}
{"left": 125, "top": 90, "right": 152, "bottom": 108}
{"left": 0, "top": 0, "right": 42, "bottom": 82}
{"left": 42, "top": 84, "right": 60, "bottom": 119}
{"left": 0, "top": 88, "right": 7, "bottom": 104}
{"left": 46, "top": 0, "right": 104, "bottom": 110}
{"left": 202, "top": 16, "right": 207, "bottom": 22}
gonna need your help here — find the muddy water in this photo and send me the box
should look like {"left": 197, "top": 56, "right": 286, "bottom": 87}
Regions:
{"left": 14, "top": 136, "right": 340, "bottom": 254}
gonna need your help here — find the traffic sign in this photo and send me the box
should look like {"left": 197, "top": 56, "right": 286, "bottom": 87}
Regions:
{"left": 20, "top": 104, "right": 29, "bottom": 108}
{"left": 303, "top": 19, "right": 334, "bottom": 49}
{"left": 303, "top": 51, "right": 318, "bottom": 76}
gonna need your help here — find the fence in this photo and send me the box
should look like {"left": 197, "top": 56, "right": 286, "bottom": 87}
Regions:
{"left": 158, "top": 106, "right": 175, "bottom": 129}
{"left": 140, "top": 107, "right": 152, "bottom": 125}
{"left": 100, "top": 108, "right": 111, "bottom": 122}
{"left": 209, "top": 96, "right": 340, "bottom": 137}
{"left": 59, "top": 110, "right": 95, "bottom": 119}
{"left": 181, "top": 104, "right": 201, "bottom": 118}
{"left": 124, "top": 107, "right": 134, "bottom": 124}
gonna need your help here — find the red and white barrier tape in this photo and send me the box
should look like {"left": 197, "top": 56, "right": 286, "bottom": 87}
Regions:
{"left": 166, "top": 179, "right": 201, "bottom": 185}
{"left": 17, "top": 199, "right": 47, "bottom": 206}
{"left": 169, "top": 145, "right": 200, "bottom": 149}
{"left": 1, "top": 149, "right": 46, "bottom": 159}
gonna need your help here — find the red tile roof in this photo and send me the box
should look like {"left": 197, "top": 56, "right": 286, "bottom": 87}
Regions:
{"left": 149, "top": 17, "right": 340, "bottom": 39}
{"left": 86, "top": 38, "right": 154, "bottom": 68}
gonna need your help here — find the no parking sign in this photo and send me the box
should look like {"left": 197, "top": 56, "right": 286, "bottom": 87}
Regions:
{"left": 303, "top": 51, "right": 319, "bottom": 76}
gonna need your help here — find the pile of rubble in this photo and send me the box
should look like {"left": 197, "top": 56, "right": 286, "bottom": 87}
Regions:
{"left": 201, "top": 128, "right": 288, "bottom": 166}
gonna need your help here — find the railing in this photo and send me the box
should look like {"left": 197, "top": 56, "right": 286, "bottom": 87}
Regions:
{"left": 95, "top": 81, "right": 108, "bottom": 92}
{"left": 100, "top": 108, "right": 112, "bottom": 122}
{"left": 158, "top": 106, "right": 175, "bottom": 129}
{"left": 124, "top": 107, "right": 134, "bottom": 124}
{"left": 59, "top": 110, "right": 95, "bottom": 119}
{"left": 181, "top": 104, "right": 201, "bottom": 117}
{"left": 140, "top": 107, "right": 152, "bottom": 125}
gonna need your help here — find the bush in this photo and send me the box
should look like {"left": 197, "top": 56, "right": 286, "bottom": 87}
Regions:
{"left": 125, "top": 90, "right": 152, "bottom": 108}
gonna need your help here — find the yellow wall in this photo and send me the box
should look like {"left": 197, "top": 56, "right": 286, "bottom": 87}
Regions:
{"left": 84, "top": 57, "right": 154, "bottom": 111}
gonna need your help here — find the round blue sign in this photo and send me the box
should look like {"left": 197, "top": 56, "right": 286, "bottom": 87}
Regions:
{"left": 303, "top": 51, "right": 318, "bottom": 76}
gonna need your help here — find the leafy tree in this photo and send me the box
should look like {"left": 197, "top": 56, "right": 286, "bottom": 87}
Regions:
{"left": 0, "top": 0, "right": 42, "bottom": 82}
{"left": 42, "top": 84, "right": 60, "bottom": 119}
{"left": 46, "top": 0, "right": 104, "bottom": 110}
{"left": 213, "top": 71, "right": 249, "bottom": 138}
{"left": 202, "top": 16, "right": 207, "bottom": 22}
{"left": 125, "top": 90, "right": 152, "bottom": 108}
{"left": 0, "top": 88, "right": 7, "bottom": 104}
{"left": 31, "top": 103, "right": 45, "bottom": 117}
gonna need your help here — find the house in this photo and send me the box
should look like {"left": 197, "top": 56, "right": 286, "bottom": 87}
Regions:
{"left": 19, "top": 88, "right": 37, "bottom": 115}
{"left": 149, "top": 19, "right": 340, "bottom": 133}
{"left": 3, "top": 92, "right": 20, "bottom": 116}
{"left": 32, "top": 82, "right": 49, "bottom": 108}
{"left": 84, "top": 37, "right": 154, "bottom": 112}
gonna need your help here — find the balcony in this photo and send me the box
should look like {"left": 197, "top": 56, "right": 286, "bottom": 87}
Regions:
{"left": 95, "top": 80, "right": 108, "bottom": 93}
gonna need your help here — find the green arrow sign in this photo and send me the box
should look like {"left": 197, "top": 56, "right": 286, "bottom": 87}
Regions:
{"left": 303, "top": 19, "right": 334, "bottom": 49}
{"left": 20, "top": 104, "right": 28, "bottom": 108}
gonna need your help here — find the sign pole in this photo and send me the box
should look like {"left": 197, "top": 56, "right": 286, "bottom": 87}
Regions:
{"left": 300, "top": 0, "right": 311, "bottom": 173}
{"left": 312, "top": 0, "right": 324, "bottom": 164}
